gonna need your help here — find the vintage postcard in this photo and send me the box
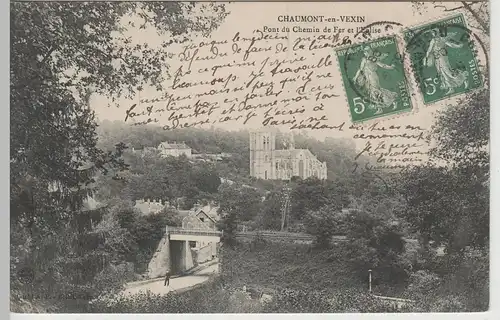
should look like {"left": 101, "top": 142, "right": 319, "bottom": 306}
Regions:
{"left": 10, "top": 0, "right": 490, "bottom": 315}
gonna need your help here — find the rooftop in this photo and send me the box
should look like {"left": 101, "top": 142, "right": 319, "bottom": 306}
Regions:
{"left": 134, "top": 199, "right": 165, "bottom": 215}
{"left": 273, "top": 148, "right": 312, "bottom": 158}
{"left": 158, "top": 141, "right": 191, "bottom": 150}
{"left": 178, "top": 205, "right": 220, "bottom": 222}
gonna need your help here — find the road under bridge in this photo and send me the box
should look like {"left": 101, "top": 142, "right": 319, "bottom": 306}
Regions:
{"left": 147, "top": 226, "right": 222, "bottom": 279}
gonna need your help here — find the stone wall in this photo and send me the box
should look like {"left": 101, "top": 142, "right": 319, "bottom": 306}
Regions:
{"left": 181, "top": 240, "right": 194, "bottom": 271}
{"left": 147, "top": 234, "right": 170, "bottom": 279}
{"left": 195, "top": 243, "right": 214, "bottom": 264}
{"left": 147, "top": 229, "right": 213, "bottom": 279}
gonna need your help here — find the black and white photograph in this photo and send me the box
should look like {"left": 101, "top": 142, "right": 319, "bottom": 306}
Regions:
{"left": 9, "top": 0, "right": 491, "bottom": 314}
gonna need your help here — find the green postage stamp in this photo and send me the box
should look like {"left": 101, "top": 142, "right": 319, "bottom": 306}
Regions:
{"left": 403, "top": 13, "right": 483, "bottom": 105}
{"left": 336, "top": 36, "right": 413, "bottom": 123}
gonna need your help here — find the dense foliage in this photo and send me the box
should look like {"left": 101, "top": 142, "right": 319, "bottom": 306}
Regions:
{"left": 304, "top": 205, "right": 345, "bottom": 248}
{"left": 11, "top": 0, "right": 490, "bottom": 313}
{"left": 10, "top": 1, "right": 228, "bottom": 312}
{"left": 122, "top": 152, "right": 221, "bottom": 209}
{"left": 221, "top": 242, "right": 364, "bottom": 294}
{"left": 397, "top": 90, "right": 489, "bottom": 255}
{"left": 86, "top": 277, "right": 409, "bottom": 313}
{"left": 96, "top": 120, "right": 371, "bottom": 184}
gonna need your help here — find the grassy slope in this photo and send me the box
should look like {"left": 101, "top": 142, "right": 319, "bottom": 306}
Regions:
{"left": 222, "top": 242, "right": 365, "bottom": 294}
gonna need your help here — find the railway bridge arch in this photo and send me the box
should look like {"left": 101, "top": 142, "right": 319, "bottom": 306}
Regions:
{"left": 147, "top": 226, "right": 222, "bottom": 279}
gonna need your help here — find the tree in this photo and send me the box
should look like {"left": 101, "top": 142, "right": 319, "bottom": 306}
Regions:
{"left": 193, "top": 165, "right": 221, "bottom": 194}
{"left": 344, "top": 211, "right": 407, "bottom": 284}
{"left": 94, "top": 212, "right": 137, "bottom": 264}
{"left": 348, "top": 189, "right": 405, "bottom": 224}
{"left": 123, "top": 154, "right": 220, "bottom": 209}
{"left": 257, "top": 190, "right": 283, "bottom": 230}
{"left": 10, "top": 1, "right": 228, "bottom": 310}
{"left": 217, "top": 182, "right": 263, "bottom": 222}
{"left": 130, "top": 211, "right": 178, "bottom": 271}
{"left": 304, "top": 205, "right": 343, "bottom": 248}
{"left": 399, "top": 165, "right": 488, "bottom": 254}
{"left": 430, "top": 90, "right": 489, "bottom": 172}
{"left": 114, "top": 202, "right": 139, "bottom": 230}
{"left": 216, "top": 182, "right": 264, "bottom": 245}
{"left": 219, "top": 210, "right": 238, "bottom": 247}
{"left": 398, "top": 89, "right": 489, "bottom": 254}
{"left": 290, "top": 178, "right": 330, "bottom": 220}
{"left": 101, "top": 203, "right": 184, "bottom": 273}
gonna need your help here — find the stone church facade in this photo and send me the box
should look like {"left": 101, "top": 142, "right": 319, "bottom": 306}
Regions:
{"left": 249, "top": 130, "right": 327, "bottom": 180}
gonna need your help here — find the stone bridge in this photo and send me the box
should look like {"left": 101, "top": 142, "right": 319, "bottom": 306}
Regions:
{"left": 169, "top": 227, "right": 222, "bottom": 242}
{"left": 147, "top": 226, "right": 222, "bottom": 279}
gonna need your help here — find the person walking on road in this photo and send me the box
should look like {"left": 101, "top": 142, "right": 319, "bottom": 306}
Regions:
{"left": 164, "top": 270, "right": 171, "bottom": 286}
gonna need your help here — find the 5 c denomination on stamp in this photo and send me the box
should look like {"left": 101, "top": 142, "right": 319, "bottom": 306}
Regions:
{"left": 403, "top": 13, "right": 483, "bottom": 105}
{"left": 336, "top": 36, "right": 412, "bottom": 123}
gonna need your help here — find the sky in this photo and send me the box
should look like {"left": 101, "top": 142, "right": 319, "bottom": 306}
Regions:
{"left": 89, "top": 1, "right": 488, "bottom": 154}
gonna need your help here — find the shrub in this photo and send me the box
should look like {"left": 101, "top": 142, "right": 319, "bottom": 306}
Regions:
{"left": 330, "top": 290, "right": 408, "bottom": 313}
{"left": 92, "top": 262, "right": 136, "bottom": 296}
{"left": 262, "top": 288, "right": 413, "bottom": 313}
{"left": 249, "top": 231, "right": 267, "bottom": 250}
{"left": 407, "top": 270, "right": 442, "bottom": 296}
{"left": 226, "top": 291, "right": 263, "bottom": 313}
{"left": 263, "top": 288, "right": 335, "bottom": 313}
{"left": 344, "top": 211, "right": 409, "bottom": 285}
{"left": 434, "top": 248, "right": 489, "bottom": 311}
{"left": 220, "top": 242, "right": 363, "bottom": 294}
{"left": 430, "top": 296, "right": 467, "bottom": 312}
{"left": 88, "top": 277, "right": 230, "bottom": 313}
{"left": 304, "top": 205, "right": 344, "bottom": 248}
{"left": 401, "top": 247, "right": 489, "bottom": 312}
{"left": 345, "top": 238, "right": 379, "bottom": 278}
{"left": 287, "top": 222, "right": 306, "bottom": 234}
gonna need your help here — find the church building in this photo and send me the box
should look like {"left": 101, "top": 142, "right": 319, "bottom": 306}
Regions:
{"left": 249, "top": 130, "right": 327, "bottom": 180}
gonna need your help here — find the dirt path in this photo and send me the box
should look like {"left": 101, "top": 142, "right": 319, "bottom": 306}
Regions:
{"left": 122, "top": 263, "right": 219, "bottom": 296}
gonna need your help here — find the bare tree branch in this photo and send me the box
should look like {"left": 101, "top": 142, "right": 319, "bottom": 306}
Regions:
{"left": 434, "top": 4, "right": 465, "bottom": 12}
{"left": 462, "top": 1, "right": 489, "bottom": 36}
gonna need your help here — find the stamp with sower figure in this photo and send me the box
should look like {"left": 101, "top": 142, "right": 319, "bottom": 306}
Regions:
{"left": 336, "top": 36, "right": 413, "bottom": 123}
{"left": 403, "top": 13, "right": 483, "bottom": 105}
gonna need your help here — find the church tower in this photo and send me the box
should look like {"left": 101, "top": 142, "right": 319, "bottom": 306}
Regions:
{"left": 283, "top": 132, "right": 295, "bottom": 150}
{"left": 249, "top": 130, "right": 276, "bottom": 179}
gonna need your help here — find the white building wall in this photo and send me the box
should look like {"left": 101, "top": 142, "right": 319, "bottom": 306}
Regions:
{"left": 159, "top": 148, "right": 192, "bottom": 158}
{"left": 250, "top": 131, "right": 276, "bottom": 179}
{"left": 250, "top": 132, "right": 326, "bottom": 181}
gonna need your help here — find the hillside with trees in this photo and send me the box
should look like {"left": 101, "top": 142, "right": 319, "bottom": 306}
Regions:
{"left": 11, "top": 0, "right": 489, "bottom": 314}
{"left": 96, "top": 120, "right": 367, "bottom": 184}
{"left": 10, "top": 1, "right": 229, "bottom": 312}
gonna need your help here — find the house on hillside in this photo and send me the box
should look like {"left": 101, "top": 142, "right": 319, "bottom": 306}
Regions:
{"left": 158, "top": 141, "right": 192, "bottom": 158}
{"left": 191, "top": 152, "right": 233, "bottom": 163}
{"left": 199, "top": 204, "right": 220, "bottom": 222}
{"left": 134, "top": 199, "right": 166, "bottom": 215}
{"left": 181, "top": 204, "right": 219, "bottom": 230}
{"left": 182, "top": 211, "right": 216, "bottom": 230}
{"left": 179, "top": 204, "right": 220, "bottom": 263}
{"left": 130, "top": 146, "right": 158, "bottom": 158}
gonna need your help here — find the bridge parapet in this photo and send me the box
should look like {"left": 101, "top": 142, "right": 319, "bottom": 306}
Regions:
{"left": 167, "top": 226, "right": 222, "bottom": 237}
